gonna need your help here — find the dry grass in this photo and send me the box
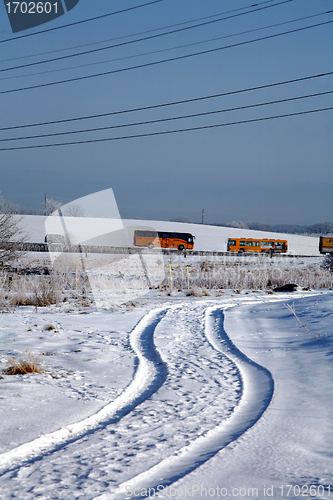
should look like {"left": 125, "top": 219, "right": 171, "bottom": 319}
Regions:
{"left": 1, "top": 255, "right": 332, "bottom": 309}
{"left": 186, "top": 287, "right": 210, "bottom": 297}
{"left": 7, "top": 274, "right": 59, "bottom": 308}
{"left": 10, "top": 293, "right": 36, "bottom": 306}
{"left": 3, "top": 352, "right": 44, "bottom": 375}
{"left": 285, "top": 302, "right": 322, "bottom": 340}
{"left": 44, "top": 324, "right": 56, "bottom": 331}
{"left": 163, "top": 255, "right": 333, "bottom": 291}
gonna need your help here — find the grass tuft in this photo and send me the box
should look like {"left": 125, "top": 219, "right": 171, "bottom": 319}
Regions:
{"left": 44, "top": 324, "right": 56, "bottom": 331}
{"left": 3, "top": 352, "right": 43, "bottom": 375}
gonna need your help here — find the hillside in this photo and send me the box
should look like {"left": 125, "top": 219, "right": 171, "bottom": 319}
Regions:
{"left": 15, "top": 215, "right": 321, "bottom": 256}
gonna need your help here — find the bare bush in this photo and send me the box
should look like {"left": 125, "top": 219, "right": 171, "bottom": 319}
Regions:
{"left": 321, "top": 254, "right": 333, "bottom": 273}
{"left": 0, "top": 270, "right": 8, "bottom": 308}
{"left": 0, "top": 193, "right": 28, "bottom": 266}
{"left": 8, "top": 273, "right": 59, "bottom": 307}
{"left": 33, "top": 275, "right": 59, "bottom": 307}
{"left": 0, "top": 214, "right": 27, "bottom": 266}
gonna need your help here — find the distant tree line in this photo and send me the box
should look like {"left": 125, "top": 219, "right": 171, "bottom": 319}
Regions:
{"left": 170, "top": 215, "right": 333, "bottom": 235}
{"left": 217, "top": 221, "right": 333, "bottom": 236}
{"left": 0, "top": 195, "right": 62, "bottom": 216}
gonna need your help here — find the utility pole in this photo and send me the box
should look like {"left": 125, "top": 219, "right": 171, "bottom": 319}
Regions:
{"left": 202, "top": 208, "right": 204, "bottom": 225}
{"left": 44, "top": 194, "right": 46, "bottom": 216}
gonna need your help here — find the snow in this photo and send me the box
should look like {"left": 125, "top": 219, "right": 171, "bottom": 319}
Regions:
{"left": 1, "top": 290, "right": 332, "bottom": 499}
{"left": 16, "top": 215, "right": 321, "bottom": 255}
{"left": 0, "top": 217, "right": 332, "bottom": 499}
{"left": 170, "top": 294, "right": 333, "bottom": 499}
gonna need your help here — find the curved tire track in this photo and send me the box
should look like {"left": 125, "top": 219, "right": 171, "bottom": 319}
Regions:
{"left": 0, "top": 307, "right": 168, "bottom": 475}
{"left": 101, "top": 304, "right": 274, "bottom": 500}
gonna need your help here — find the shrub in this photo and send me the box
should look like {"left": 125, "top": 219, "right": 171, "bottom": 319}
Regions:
{"left": 0, "top": 270, "right": 8, "bottom": 308}
{"left": 0, "top": 194, "right": 28, "bottom": 266}
{"left": 33, "top": 276, "right": 58, "bottom": 306}
{"left": 321, "top": 254, "right": 333, "bottom": 273}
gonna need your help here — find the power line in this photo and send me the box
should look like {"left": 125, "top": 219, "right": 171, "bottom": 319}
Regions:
{"left": 1, "top": 90, "right": 332, "bottom": 143}
{"left": 0, "top": 0, "right": 163, "bottom": 44}
{"left": 1, "top": 106, "right": 332, "bottom": 151}
{"left": 1, "top": 18, "right": 332, "bottom": 95}
{"left": 2, "top": 10, "right": 329, "bottom": 82}
{"left": 0, "top": 0, "right": 279, "bottom": 62}
{"left": 0, "top": 0, "right": 293, "bottom": 74}
{"left": 1, "top": 70, "right": 332, "bottom": 132}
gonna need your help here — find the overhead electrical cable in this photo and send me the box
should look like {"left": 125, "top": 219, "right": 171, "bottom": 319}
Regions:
{"left": 0, "top": 0, "right": 279, "bottom": 62}
{"left": 0, "top": 107, "right": 332, "bottom": 151}
{"left": 0, "top": 0, "right": 293, "bottom": 73}
{"left": 2, "top": 10, "right": 330, "bottom": 82}
{"left": 1, "top": 90, "right": 332, "bottom": 143}
{"left": 1, "top": 70, "right": 332, "bottom": 132}
{"left": 1, "top": 19, "right": 332, "bottom": 95}
{"left": 0, "top": 0, "right": 163, "bottom": 44}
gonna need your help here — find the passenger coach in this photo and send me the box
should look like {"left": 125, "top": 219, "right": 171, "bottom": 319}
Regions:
{"left": 227, "top": 238, "right": 287, "bottom": 254}
{"left": 134, "top": 230, "right": 195, "bottom": 251}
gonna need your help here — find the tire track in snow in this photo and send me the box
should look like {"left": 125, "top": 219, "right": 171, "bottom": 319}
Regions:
{"left": 0, "top": 307, "right": 168, "bottom": 476}
{"left": 102, "top": 305, "right": 274, "bottom": 500}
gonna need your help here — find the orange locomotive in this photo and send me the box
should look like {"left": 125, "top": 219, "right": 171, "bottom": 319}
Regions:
{"left": 227, "top": 238, "right": 287, "bottom": 254}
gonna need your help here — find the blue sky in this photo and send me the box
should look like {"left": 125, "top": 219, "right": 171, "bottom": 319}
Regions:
{"left": 0, "top": 0, "right": 332, "bottom": 224}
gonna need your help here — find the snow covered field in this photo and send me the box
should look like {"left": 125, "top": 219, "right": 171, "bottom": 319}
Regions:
{"left": 0, "top": 219, "right": 332, "bottom": 499}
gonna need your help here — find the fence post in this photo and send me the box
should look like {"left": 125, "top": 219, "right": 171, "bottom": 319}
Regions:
{"left": 169, "top": 263, "right": 172, "bottom": 290}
